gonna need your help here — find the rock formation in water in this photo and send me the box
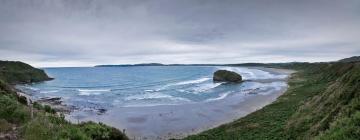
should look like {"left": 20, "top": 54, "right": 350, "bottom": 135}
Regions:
{"left": 213, "top": 70, "right": 242, "bottom": 82}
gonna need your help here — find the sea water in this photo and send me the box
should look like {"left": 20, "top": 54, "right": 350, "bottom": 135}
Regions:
{"left": 17, "top": 66, "right": 289, "bottom": 138}
{"left": 17, "top": 66, "right": 287, "bottom": 111}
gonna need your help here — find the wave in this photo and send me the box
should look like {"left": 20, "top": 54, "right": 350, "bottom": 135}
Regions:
{"left": 110, "top": 74, "right": 201, "bottom": 91}
{"left": 217, "top": 67, "right": 287, "bottom": 80}
{"left": 40, "top": 90, "right": 59, "bottom": 94}
{"left": 152, "top": 77, "right": 211, "bottom": 92}
{"left": 241, "top": 81, "right": 287, "bottom": 95}
{"left": 23, "top": 86, "right": 39, "bottom": 91}
{"left": 173, "top": 77, "right": 210, "bottom": 86}
{"left": 78, "top": 89, "right": 110, "bottom": 96}
{"left": 191, "top": 83, "right": 223, "bottom": 94}
{"left": 125, "top": 92, "right": 191, "bottom": 102}
{"left": 206, "top": 91, "right": 232, "bottom": 102}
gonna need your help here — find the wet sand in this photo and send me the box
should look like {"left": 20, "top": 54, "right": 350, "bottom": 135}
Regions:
{"left": 65, "top": 67, "right": 294, "bottom": 140}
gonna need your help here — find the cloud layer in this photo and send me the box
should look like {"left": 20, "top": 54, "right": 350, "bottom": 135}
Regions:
{"left": 1, "top": 0, "right": 359, "bottom": 67}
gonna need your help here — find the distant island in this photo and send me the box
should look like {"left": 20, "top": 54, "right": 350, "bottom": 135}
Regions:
{"left": 95, "top": 63, "right": 226, "bottom": 67}
{"left": 95, "top": 57, "right": 360, "bottom": 68}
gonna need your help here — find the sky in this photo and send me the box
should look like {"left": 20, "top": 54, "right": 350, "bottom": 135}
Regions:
{"left": 0, "top": 0, "right": 359, "bottom": 67}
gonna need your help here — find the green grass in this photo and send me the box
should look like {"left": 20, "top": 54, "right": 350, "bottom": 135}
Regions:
{"left": 0, "top": 60, "right": 128, "bottom": 140}
{"left": 184, "top": 62, "right": 360, "bottom": 140}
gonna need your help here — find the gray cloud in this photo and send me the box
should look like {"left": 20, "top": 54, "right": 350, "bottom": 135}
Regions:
{"left": 0, "top": 0, "right": 359, "bottom": 67}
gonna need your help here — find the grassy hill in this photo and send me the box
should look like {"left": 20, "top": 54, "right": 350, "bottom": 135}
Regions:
{"left": 184, "top": 62, "right": 360, "bottom": 140}
{"left": 0, "top": 61, "right": 128, "bottom": 140}
{"left": 338, "top": 56, "right": 360, "bottom": 62}
{"left": 0, "top": 61, "right": 52, "bottom": 84}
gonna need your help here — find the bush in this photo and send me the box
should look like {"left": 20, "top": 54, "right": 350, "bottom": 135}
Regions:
{"left": 80, "top": 122, "right": 128, "bottom": 140}
{"left": 0, "top": 94, "right": 30, "bottom": 124}
{"left": 32, "top": 102, "right": 43, "bottom": 110}
{"left": 44, "top": 105, "right": 56, "bottom": 114}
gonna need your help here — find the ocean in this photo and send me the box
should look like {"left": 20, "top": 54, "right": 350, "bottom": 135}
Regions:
{"left": 17, "top": 66, "right": 290, "bottom": 138}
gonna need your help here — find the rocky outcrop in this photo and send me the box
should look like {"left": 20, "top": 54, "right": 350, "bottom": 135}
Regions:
{"left": 213, "top": 70, "right": 242, "bottom": 82}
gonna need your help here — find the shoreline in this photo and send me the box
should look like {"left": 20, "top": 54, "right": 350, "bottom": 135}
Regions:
{"left": 65, "top": 67, "right": 294, "bottom": 139}
{"left": 17, "top": 67, "right": 295, "bottom": 139}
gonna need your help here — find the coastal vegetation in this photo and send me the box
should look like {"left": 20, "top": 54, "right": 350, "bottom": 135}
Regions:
{"left": 0, "top": 60, "right": 128, "bottom": 140}
{"left": 184, "top": 61, "right": 360, "bottom": 140}
{"left": 1, "top": 58, "right": 360, "bottom": 140}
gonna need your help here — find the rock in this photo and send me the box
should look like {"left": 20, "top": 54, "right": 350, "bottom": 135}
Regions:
{"left": 97, "top": 108, "right": 107, "bottom": 114}
{"left": 213, "top": 70, "right": 242, "bottom": 82}
{"left": 38, "top": 97, "right": 62, "bottom": 105}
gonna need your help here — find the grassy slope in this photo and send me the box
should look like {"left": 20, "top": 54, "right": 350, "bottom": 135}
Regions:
{"left": 0, "top": 61, "right": 52, "bottom": 84}
{"left": 184, "top": 62, "right": 360, "bottom": 140}
{"left": 0, "top": 61, "right": 128, "bottom": 140}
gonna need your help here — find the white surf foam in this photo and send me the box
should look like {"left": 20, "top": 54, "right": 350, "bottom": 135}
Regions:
{"left": 173, "top": 77, "right": 210, "bottom": 86}
{"left": 192, "top": 82, "right": 223, "bottom": 94}
{"left": 40, "top": 90, "right": 59, "bottom": 94}
{"left": 153, "top": 77, "right": 211, "bottom": 92}
{"left": 206, "top": 91, "right": 232, "bottom": 102}
{"left": 125, "top": 92, "right": 191, "bottom": 102}
{"left": 217, "top": 67, "right": 287, "bottom": 80}
{"left": 78, "top": 89, "right": 110, "bottom": 96}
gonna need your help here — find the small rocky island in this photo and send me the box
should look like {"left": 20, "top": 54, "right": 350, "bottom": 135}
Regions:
{"left": 213, "top": 70, "right": 242, "bottom": 82}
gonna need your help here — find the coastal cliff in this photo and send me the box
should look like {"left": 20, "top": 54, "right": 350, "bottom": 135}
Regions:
{"left": 0, "top": 61, "right": 128, "bottom": 140}
{"left": 0, "top": 61, "right": 52, "bottom": 84}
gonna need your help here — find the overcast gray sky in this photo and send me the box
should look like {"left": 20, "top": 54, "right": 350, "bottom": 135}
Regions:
{"left": 0, "top": 0, "right": 359, "bottom": 67}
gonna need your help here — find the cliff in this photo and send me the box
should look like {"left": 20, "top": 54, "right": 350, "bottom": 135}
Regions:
{"left": 0, "top": 61, "right": 52, "bottom": 84}
{"left": 0, "top": 61, "right": 128, "bottom": 140}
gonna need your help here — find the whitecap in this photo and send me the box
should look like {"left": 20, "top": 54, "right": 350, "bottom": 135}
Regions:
{"left": 206, "top": 91, "right": 232, "bottom": 102}
{"left": 191, "top": 82, "right": 223, "bottom": 94}
{"left": 173, "top": 77, "right": 210, "bottom": 85}
{"left": 153, "top": 77, "right": 211, "bottom": 92}
{"left": 40, "top": 90, "right": 59, "bottom": 94}
{"left": 78, "top": 89, "right": 110, "bottom": 96}
{"left": 217, "top": 67, "right": 288, "bottom": 80}
{"left": 125, "top": 92, "right": 190, "bottom": 102}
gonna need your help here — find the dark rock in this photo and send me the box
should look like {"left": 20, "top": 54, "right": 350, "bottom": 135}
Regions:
{"left": 213, "top": 70, "right": 242, "bottom": 82}
{"left": 98, "top": 108, "right": 107, "bottom": 114}
{"left": 38, "top": 97, "right": 62, "bottom": 105}
{"left": 17, "top": 95, "right": 28, "bottom": 105}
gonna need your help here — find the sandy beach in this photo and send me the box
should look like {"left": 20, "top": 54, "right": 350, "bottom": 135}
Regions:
{"left": 64, "top": 67, "right": 294, "bottom": 140}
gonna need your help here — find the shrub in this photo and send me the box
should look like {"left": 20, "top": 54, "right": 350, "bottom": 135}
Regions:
{"left": 0, "top": 119, "right": 12, "bottom": 132}
{"left": 0, "top": 94, "right": 30, "bottom": 124}
{"left": 80, "top": 122, "right": 128, "bottom": 140}
{"left": 44, "top": 105, "right": 56, "bottom": 114}
{"left": 32, "top": 102, "right": 43, "bottom": 110}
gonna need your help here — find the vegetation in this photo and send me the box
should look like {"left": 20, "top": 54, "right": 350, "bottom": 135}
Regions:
{"left": 0, "top": 61, "right": 128, "bottom": 140}
{"left": 2, "top": 59, "right": 360, "bottom": 140}
{"left": 338, "top": 56, "right": 360, "bottom": 62}
{"left": 0, "top": 61, "right": 52, "bottom": 84}
{"left": 184, "top": 62, "right": 360, "bottom": 140}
